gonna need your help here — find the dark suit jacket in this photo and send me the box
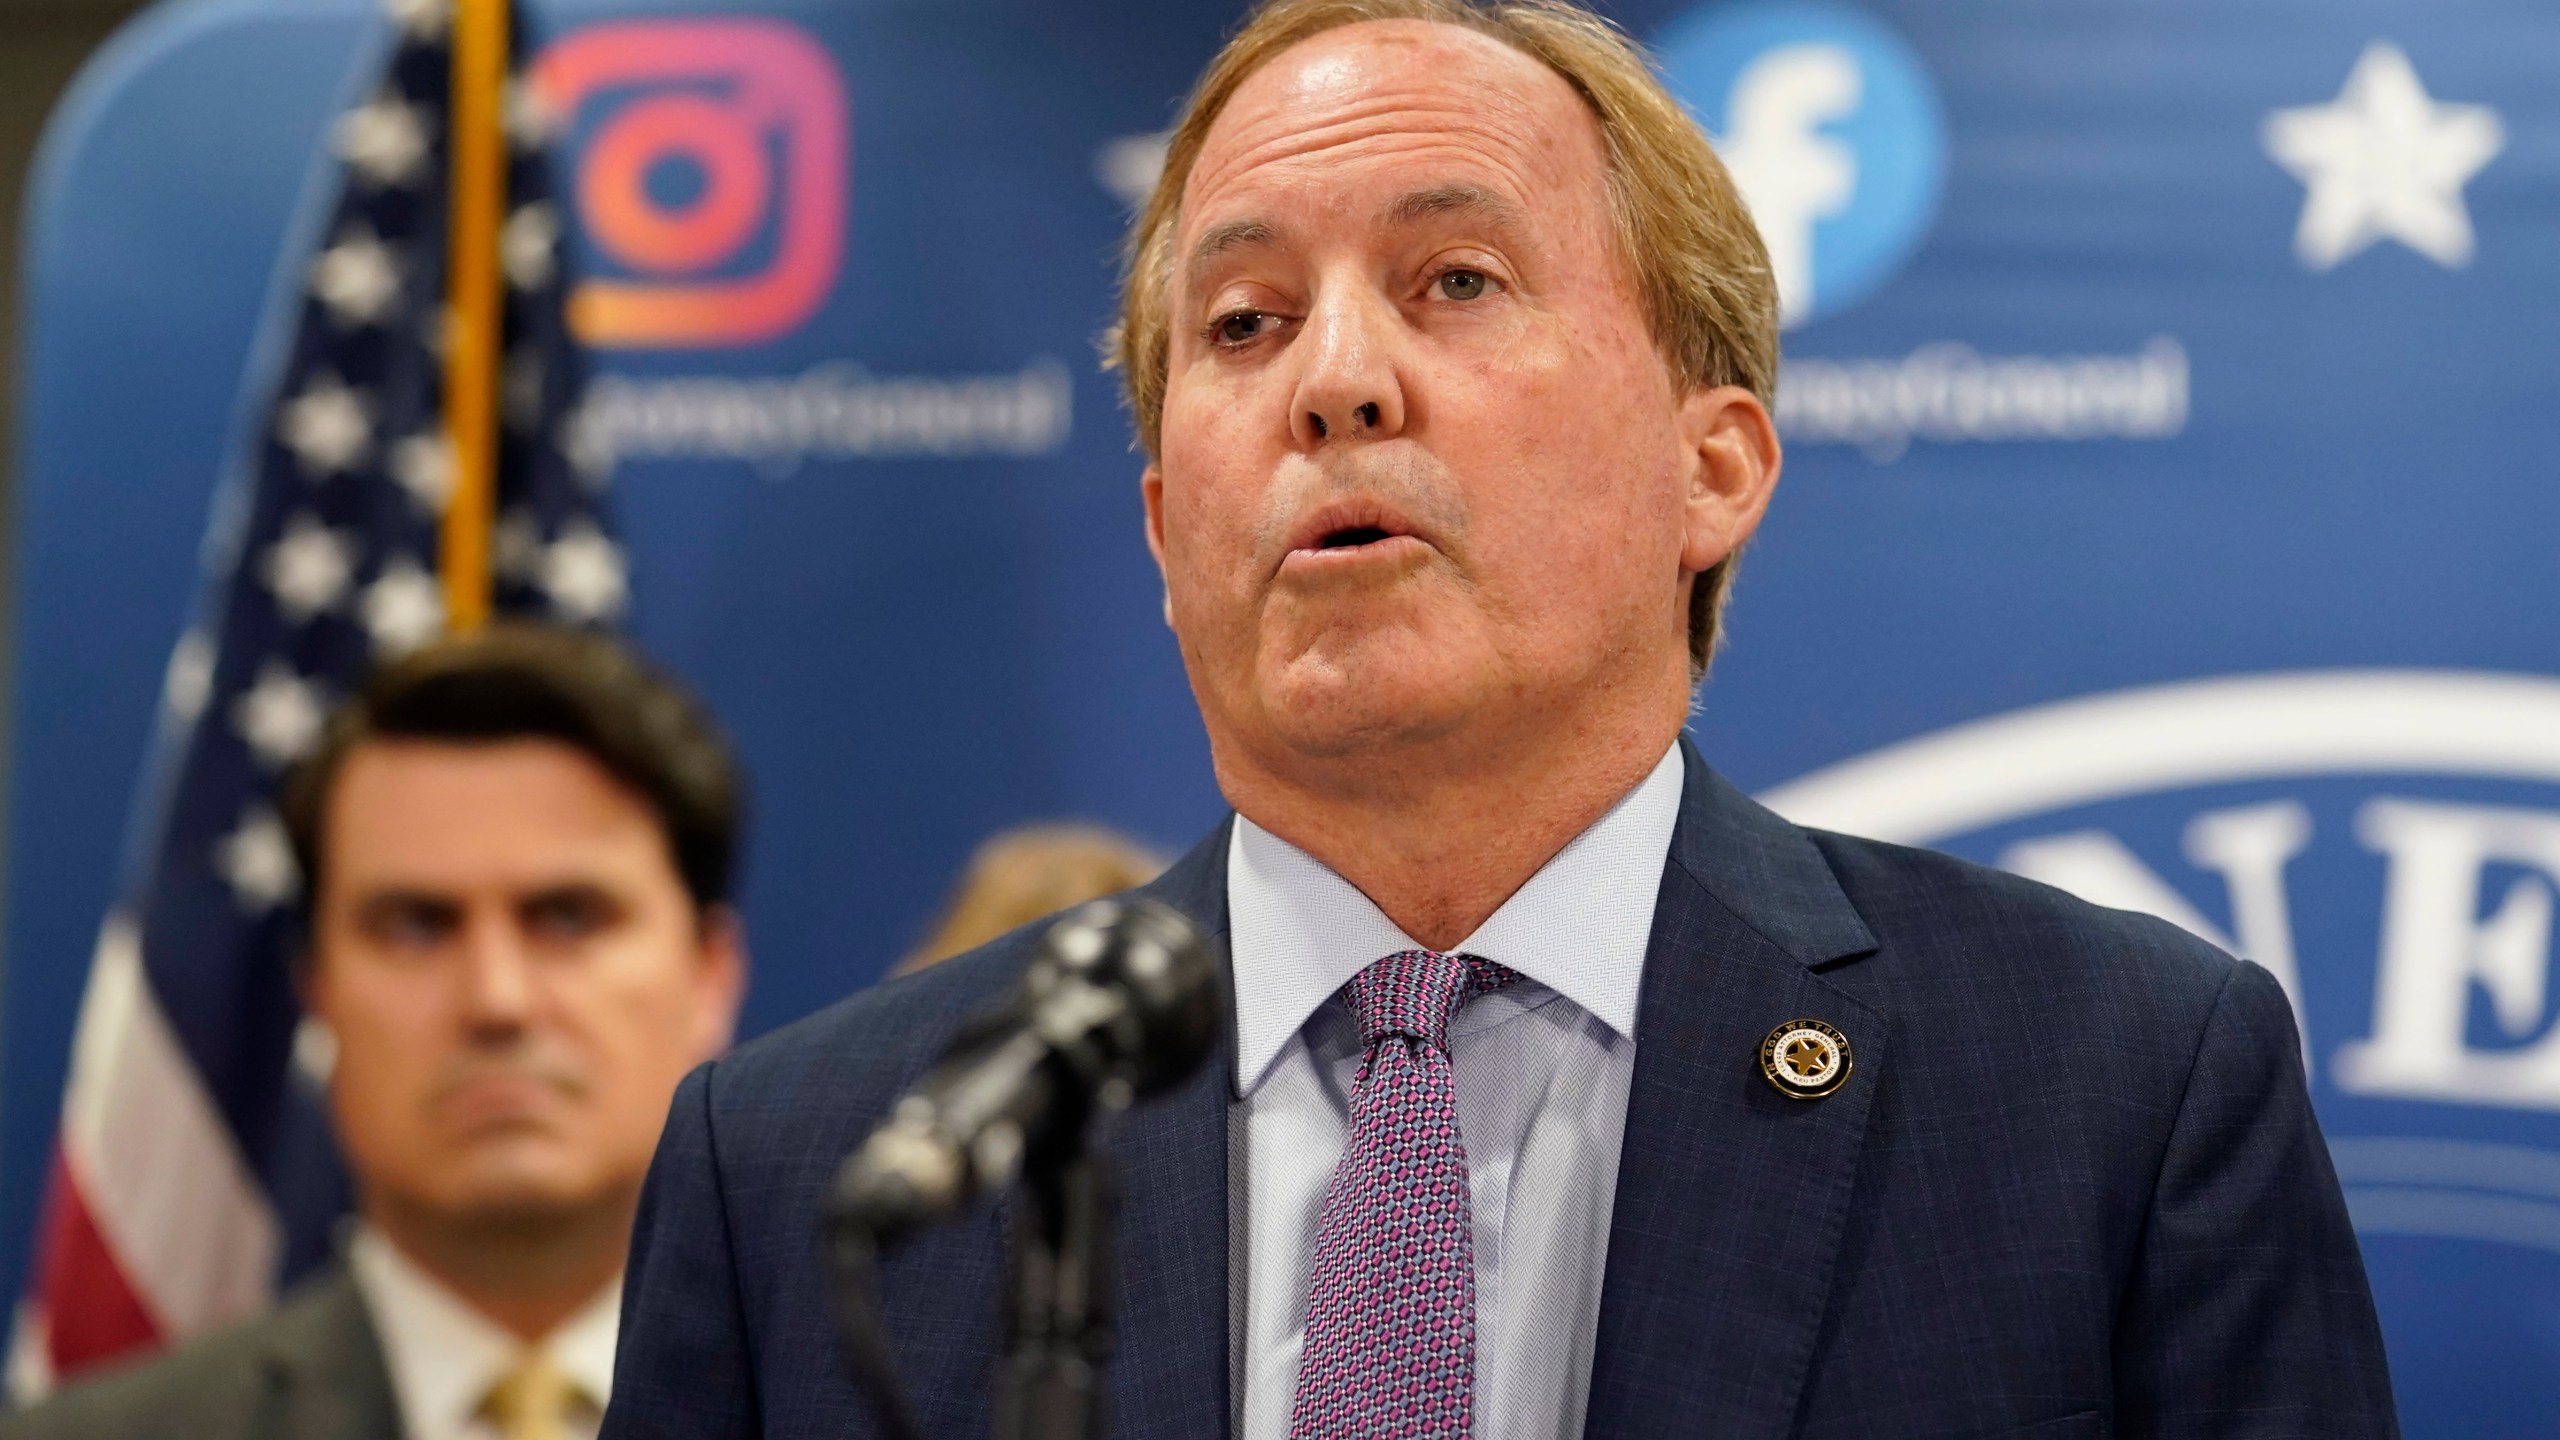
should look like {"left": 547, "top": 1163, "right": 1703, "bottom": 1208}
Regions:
{"left": 601, "top": 745, "right": 2396, "bottom": 1439}
{"left": 0, "top": 1267, "right": 401, "bottom": 1440}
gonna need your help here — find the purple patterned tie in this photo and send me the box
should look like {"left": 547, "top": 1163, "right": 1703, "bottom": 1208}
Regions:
{"left": 1288, "top": 949, "right": 1519, "bottom": 1440}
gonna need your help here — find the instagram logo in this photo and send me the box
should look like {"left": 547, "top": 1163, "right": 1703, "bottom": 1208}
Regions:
{"left": 533, "top": 18, "right": 847, "bottom": 348}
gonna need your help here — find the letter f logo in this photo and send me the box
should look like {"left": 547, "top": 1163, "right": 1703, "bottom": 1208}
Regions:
{"left": 1657, "top": 0, "right": 1946, "bottom": 331}
{"left": 1719, "top": 46, "right": 1863, "bottom": 327}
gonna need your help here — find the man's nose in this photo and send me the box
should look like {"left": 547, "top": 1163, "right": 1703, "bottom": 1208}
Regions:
{"left": 1288, "top": 288, "right": 1408, "bottom": 449}
{"left": 455, "top": 916, "right": 537, "bottom": 1036}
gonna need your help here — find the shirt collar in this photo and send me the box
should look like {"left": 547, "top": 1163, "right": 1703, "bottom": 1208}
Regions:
{"left": 1226, "top": 740, "right": 1684, "bottom": 1095}
{"left": 348, "top": 1225, "right": 621, "bottom": 1440}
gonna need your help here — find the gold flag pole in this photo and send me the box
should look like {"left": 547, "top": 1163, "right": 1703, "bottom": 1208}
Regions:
{"left": 439, "top": 0, "right": 509, "bottom": 633}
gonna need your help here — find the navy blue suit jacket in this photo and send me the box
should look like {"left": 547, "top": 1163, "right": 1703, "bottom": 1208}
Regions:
{"left": 602, "top": 745, "right": 2395, "bottom": 1439}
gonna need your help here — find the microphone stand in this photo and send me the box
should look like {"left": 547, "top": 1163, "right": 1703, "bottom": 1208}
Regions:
{"left": 827, "top": 895, "right": 1222, "bottom": 1440}
{"left": 993, "top": 1133, "right": 1117, "bottom": 1440}
{"left": 827, "top": 1135, "right": 1121, "bottom": 1440}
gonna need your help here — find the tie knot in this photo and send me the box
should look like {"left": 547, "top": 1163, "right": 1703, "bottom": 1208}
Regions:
{"left": 481, "top": 1353, "right": 589, "bottom": 1440}
{"left": 1344, "top": 949, "right": 1519, "bottom": 1051}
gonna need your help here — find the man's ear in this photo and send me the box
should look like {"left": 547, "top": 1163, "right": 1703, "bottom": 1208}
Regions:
{"left": 1676, "top": 384, "right": 1782, "bottom": 576}
{"left": 691, "top": 904, "right": 750, "bottom": 1061}
{"left": 1141, "top": 463, "right": 1174, "bottom": 628}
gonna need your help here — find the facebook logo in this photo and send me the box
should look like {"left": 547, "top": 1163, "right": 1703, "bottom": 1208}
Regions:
{"left": 1656, "top": 0, "right": 1946, "bottom": 329}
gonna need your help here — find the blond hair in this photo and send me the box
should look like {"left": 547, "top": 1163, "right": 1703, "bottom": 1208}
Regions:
{"left": 1108, "top": 0, "right": 1778, "bottom": 672}
{"left": 898, "top": 823, "right": 1168, "bottom": 974}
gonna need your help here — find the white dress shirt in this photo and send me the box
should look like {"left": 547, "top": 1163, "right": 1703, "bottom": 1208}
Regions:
{"left": 1228, "top": 742, "right": 1683, "bottom": 1440}
{"left": 348, "top": 1227, "right": 619, "bottom": 1440}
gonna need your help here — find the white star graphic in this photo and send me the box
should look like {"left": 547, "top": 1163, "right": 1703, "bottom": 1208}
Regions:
{"left": 336, "top": 94, "right": 431, "bottom": 189}
{"left": 502, "top": 202, "right": 561, "bottom": 293}
{"left": 263, "top": 513, "right": 356, "bottom": 620}
{"left": 1092, "top": 131, "right": 1169, "bottom": 211}
{"left": 360, "top": 558, "right": 446, "bottom": 656}
{"left": 2263, "top": 42, "right": 2505, "bottom": 271}
{"left": 277, "top": 373, "right": 374, "bottom": 477}
{"left": 162, "top": 629, "right": 215, "bottom": 726}
{"left": 390, "top": 432, "right": 455, "bottom": 512}
{"left": 213, "top": 805, "right": 301, "bottom": 911}
{"left": 232, "top": 661, "right": 329, "bottom": 769}
{"left": 541, "top": 522, "right": 629, "bottom": 623}
{"left": 309, "top": 226, "right": 403, "bottom": 327}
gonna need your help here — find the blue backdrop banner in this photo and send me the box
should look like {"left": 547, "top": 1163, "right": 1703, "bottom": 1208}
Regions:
{"left": 9, "top": 0, "right": 2558, "bottom": 1428}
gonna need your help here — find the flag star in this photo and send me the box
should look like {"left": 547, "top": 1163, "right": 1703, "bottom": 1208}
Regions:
{"left": 2264, "top": 42, "right": 2505, "bottom": 271}
{"left": 231, "top": 662, "right": 330, "bottom": 769}
{"left": 213, "top": 805, "right": 301, "bottom": 911}
{"left": 493, "top": 508, "right": 543, "bottom": 581}
{"left": 360, "top": 558, "right": 445, "bottom": 656}
{"left": 162, "top": 629, "right": 215, "bottom": 725}
{"left": 293, "top": 1016, "right": 339, "bottom": 1087}
{"left": 504, "top": 345, "right": 547, "bottom": 432}
{"left": 263, "top": 513, "right": 357, "bottom": 620}
{"left": 502, "top": 202, "right": 561, "bottom": 293}
{"left": 390, "top": 433, "right": 455, "bottom": 512}
{"left": 336, "top": 93, "right": 432, "bottom": 189}
{"left": 541, "top": 522, "right": 629, "bottom": 623}
{"left": 505, "top": 79, "right": 559, "bottom": 151}
{"left": 381, "top": 0, "right": 449, "bottom": 38}
{"left": 278, "top": 373, "right": 374, "bottom": 477}
{"left": 309, "top": 227, "right": 404, "bottom": 327}
{"left": 424, "top": 308, "right": 452, "bottom": 360}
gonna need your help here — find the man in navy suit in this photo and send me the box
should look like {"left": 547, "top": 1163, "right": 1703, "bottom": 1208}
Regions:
{"left": 601, "top": 0, "right": 2397, "bottom": 1434}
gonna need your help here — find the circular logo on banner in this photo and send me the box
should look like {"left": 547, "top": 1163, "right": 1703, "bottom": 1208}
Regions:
{"left": 1758, "top": 669, "right": 2560, "bottom": 1261}
{"left": 1654, "top": 0, "right": 1946, "bottom": 330}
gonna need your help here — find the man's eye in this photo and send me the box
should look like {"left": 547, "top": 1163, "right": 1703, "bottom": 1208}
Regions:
{"left": 1214, "top": 311, "right": 1275, "bottom": 345}
{"left": 522, "top": 889, "right": 618, "bottom": 941}
{"left": 364, "top": 901, "right": 456, "bottom": 947}
{"left": 1436, "top": 269, "right": 1490, "bottom": 301}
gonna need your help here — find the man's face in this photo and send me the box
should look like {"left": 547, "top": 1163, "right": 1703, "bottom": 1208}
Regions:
{"left": 1146, "top": 20, "right": 1771, "bottom": 776}
{"left": 305, "top": 739, "right": 742, "bottom": 1236}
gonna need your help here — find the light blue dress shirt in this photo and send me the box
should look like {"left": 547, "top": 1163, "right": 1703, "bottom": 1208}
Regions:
{"left": 1226, "top": 742, "right": 1684, "bottom": 1440}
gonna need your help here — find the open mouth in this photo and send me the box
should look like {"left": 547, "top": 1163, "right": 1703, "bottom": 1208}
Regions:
{"left": 1281, "top": 499, "right": 1430, "bottom": 574}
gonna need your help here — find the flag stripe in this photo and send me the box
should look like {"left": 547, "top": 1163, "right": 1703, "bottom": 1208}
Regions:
{"left": 56, "top": 917, "right": 280, "bottom": 1339}
{"left": 32, "top": 1157, "right": 161, "bottom": 1376}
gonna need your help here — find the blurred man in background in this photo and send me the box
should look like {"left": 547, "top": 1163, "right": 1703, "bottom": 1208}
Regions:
{"left": 898, "top": 823, "right": 1165, "bottom": 974}
{"left": 3, "top": 626, "right": 745, "bottom": 1440}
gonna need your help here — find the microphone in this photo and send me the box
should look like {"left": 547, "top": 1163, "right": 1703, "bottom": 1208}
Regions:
{"left": 829, "top": 896, "right": 1224, "bottom": 1240}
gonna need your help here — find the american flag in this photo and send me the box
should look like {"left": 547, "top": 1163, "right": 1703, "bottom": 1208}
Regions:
{"left": 7, "top": 0, "right": 624, "bottom": 1396}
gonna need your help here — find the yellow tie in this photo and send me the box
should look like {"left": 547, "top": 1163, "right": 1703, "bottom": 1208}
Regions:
{"left": 480, "top": 1353, "right": 589, "bottom": 1440}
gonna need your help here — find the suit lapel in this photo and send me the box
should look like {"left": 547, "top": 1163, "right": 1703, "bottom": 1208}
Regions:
{"left": 257, "top": 1266, "right": 404, "bottom": 1440}
{"left": 1585, "top": 744, "right": 1884, "bottom": 1440}
{"left": 1106, "top": 823, "right": 1234, "bottom": 1440}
